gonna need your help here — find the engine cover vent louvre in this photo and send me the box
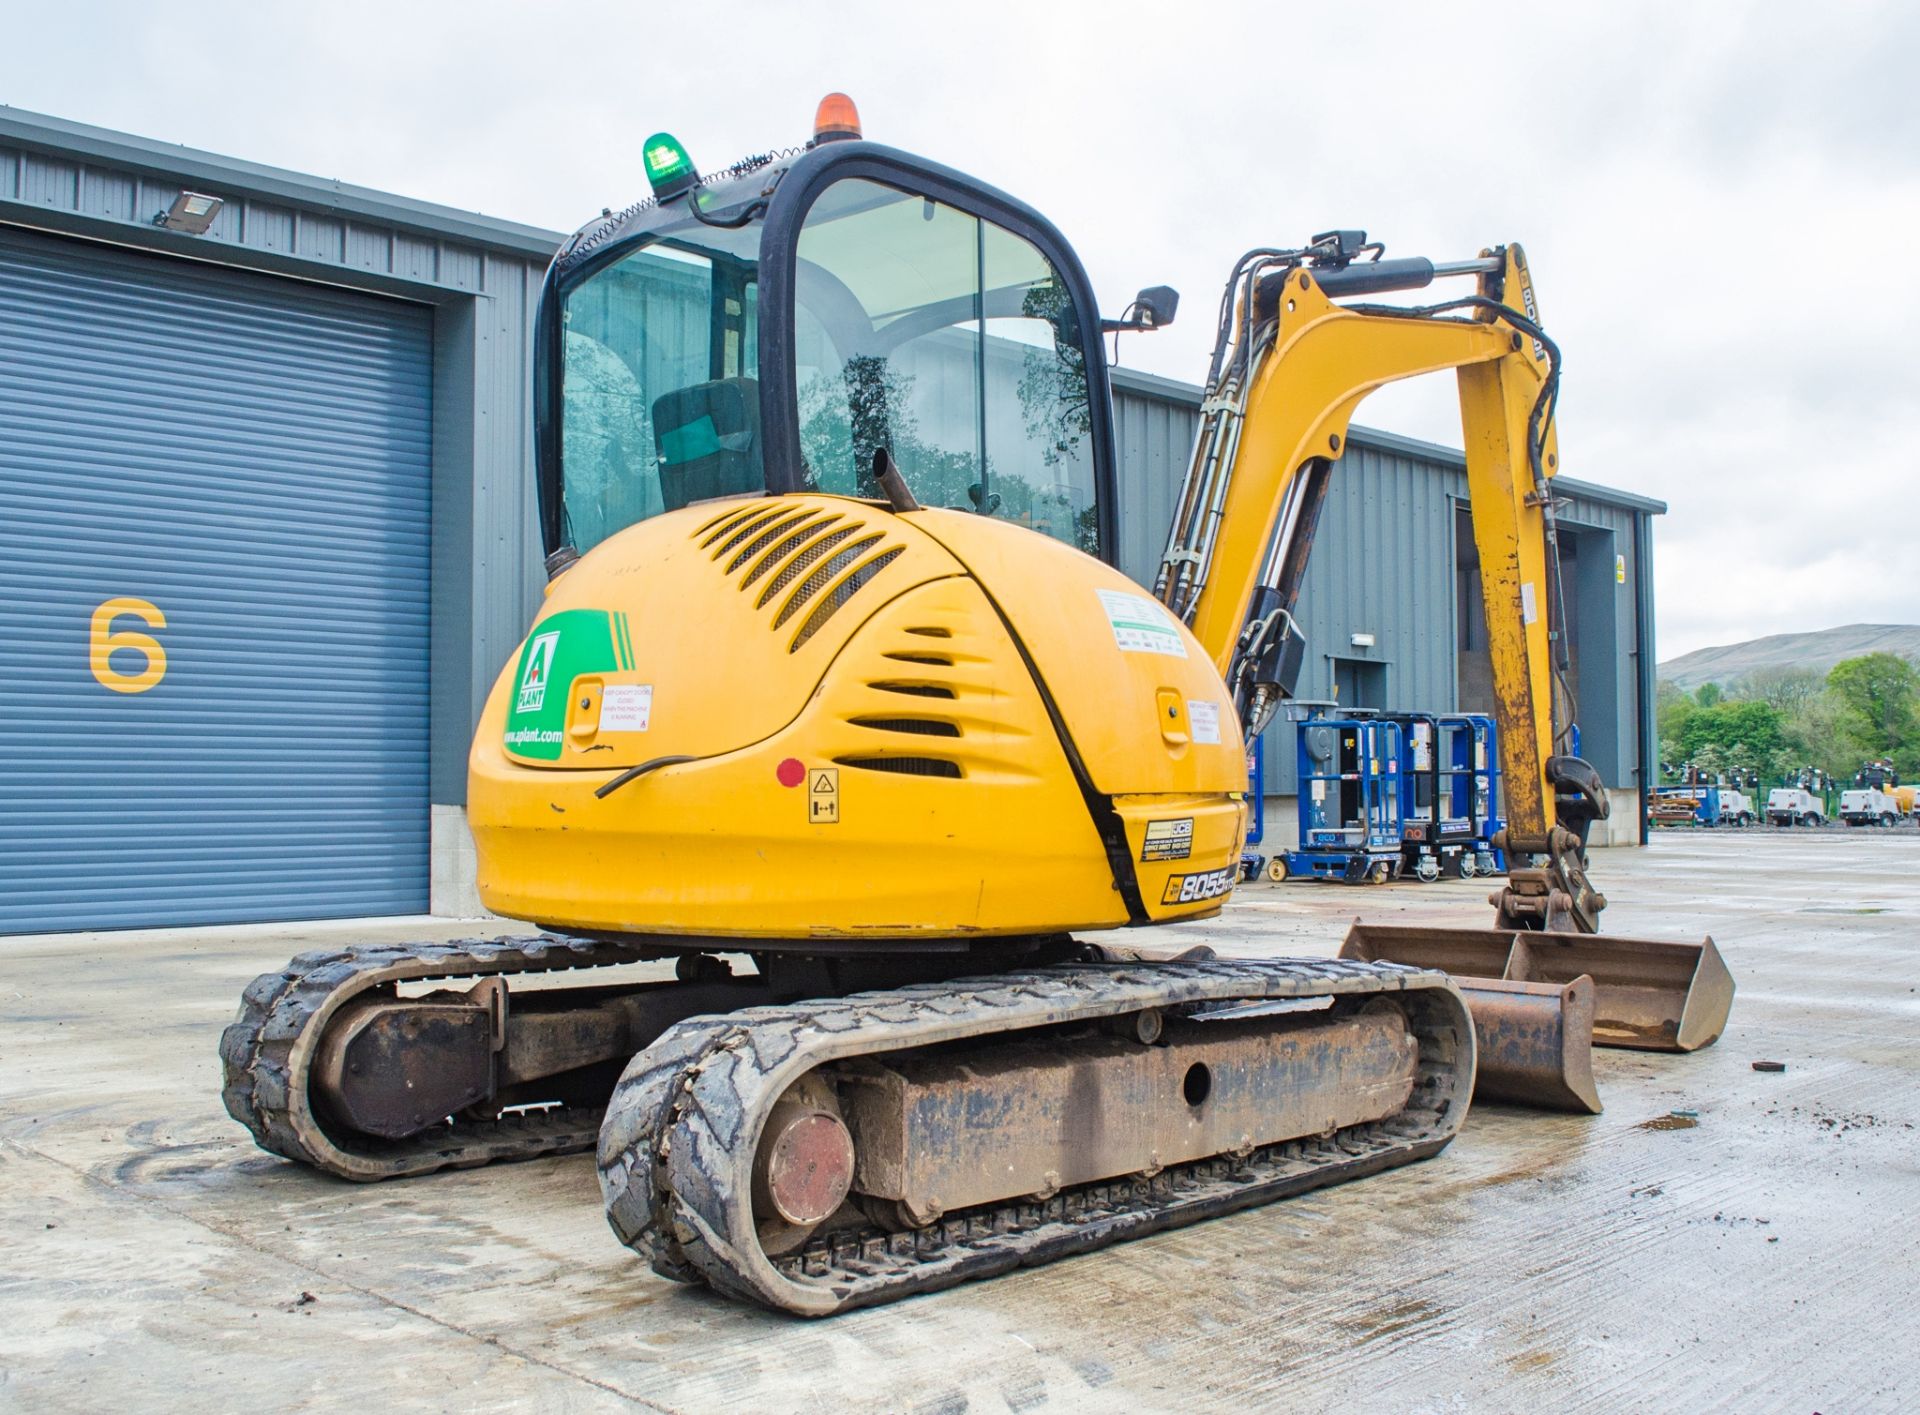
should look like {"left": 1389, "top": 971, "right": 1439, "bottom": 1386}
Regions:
{"left": 835, "top": 756, "right": 963, "bottom": 779}
{"left": 726, "top": 510, "right": 816, "bottom": 573}
{"left": 789, "top": 546, "right": 904, "bottom": 650}
{"left": 697, "top": 504, "right": 767, "bottom": 545}
{"left": 709, "top": 508, "right": 789, "bottom": 560}
{"left": 848, "top": 715, "right": 961, "bottom": 737}
{"left": 758, "top": 526, "right": 862, "bottom": 608}
{"left": 741, "top": 515, "right": 840, "bottom": 588}
{"left": 869, "top": 681, "right": 958, "bottom": 699}
{"left": 773, "top": 535, "right": 886, "bottom": 629}
{"left": 883, "top": 651, "right": 954, "bottom": 667}
{"left": 905, "top": 626, "right": 952, "bottom": 638}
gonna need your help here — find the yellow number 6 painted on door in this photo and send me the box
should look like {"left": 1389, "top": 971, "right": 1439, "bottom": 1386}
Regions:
{"left": 90, "top": 597, "right": 168, "bottom": 693}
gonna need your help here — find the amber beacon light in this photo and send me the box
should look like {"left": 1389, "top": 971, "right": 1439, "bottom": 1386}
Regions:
{"left": 812, "top": 92, "right": 863, "bottom": 144}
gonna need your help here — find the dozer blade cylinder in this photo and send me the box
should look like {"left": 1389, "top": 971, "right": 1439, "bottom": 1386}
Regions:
{"left": 1339, "top": 922, "right": 1734, "bottom": 1053}
{"left": 1453, "top": 976, "right": 1602, "bottom": 1114}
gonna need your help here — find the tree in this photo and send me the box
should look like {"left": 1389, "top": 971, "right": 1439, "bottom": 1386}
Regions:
{"left": 1695, "top": 681, "right": 1724, "bottom": 708}
{"left": 1656, "top": 681, "right": 1697, "bottom": 773}
{"left": 1676, "top": 699, "right": 1789, "bottom": 776}
{"left": 1739, "top": 666, "right": 1827, "bottom": 718}
{"left": 1827, "top": 653, "right": 1920, "bottom": 771}
{"left": 1779, "top": 688, "right": 1848, "bottom": 779}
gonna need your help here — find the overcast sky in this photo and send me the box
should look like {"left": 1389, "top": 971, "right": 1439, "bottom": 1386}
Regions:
{"left": 6, "top": 1, "right": 1914, "bottom": 658}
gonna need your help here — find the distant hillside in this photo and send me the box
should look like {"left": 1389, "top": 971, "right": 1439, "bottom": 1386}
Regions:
{"left": 1659, "top": 624, "right": 1920, "bottom": 689}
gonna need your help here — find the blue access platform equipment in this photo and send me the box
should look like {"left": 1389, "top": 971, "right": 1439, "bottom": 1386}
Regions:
{"left": 1280, "top": 714, "right": 1406, "bottom": 883}
{"left": 1390, "top": 712, "right": 1505, "bottom": 881}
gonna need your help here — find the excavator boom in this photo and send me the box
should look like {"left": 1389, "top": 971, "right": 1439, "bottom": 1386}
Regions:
{"left": 1155, "top": 231, "right": 1731, "bottom": 1105}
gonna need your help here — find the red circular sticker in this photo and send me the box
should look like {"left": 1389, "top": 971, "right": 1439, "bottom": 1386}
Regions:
{"left": 776, "top": 757, "right": 806, "bottom": 788}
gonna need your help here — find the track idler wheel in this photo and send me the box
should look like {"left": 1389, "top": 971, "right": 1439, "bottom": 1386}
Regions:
{"left": 751, "top": 1075, "right": 857, "bottom": 1256}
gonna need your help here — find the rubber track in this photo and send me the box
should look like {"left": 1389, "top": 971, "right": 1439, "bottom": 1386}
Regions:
{"left": 598, "top": 956, "right": 1474, "bottom": 1316}
{"left": 220, "top": 935, "right": 643, "bottom": 1181}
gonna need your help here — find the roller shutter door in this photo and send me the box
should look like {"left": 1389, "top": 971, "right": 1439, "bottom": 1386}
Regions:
{"left": 0, "top": 226, "right": 432, "bottom": 933}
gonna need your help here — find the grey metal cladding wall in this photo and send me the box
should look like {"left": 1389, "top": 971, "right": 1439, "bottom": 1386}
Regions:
{"left": 461, "top": 252, "right": 546, "bottom": 774}
{"left": 1554, "top": 488, "right": 1641, "bottom": 787}
{"left": 0, "top": 226, "right": 432, "bottom": 932}
{"left": 1263, "top": 441, "right": 1461, "bottom": 792}
{"left": 1109, "top": 370, "right": 1196, "bottom": 586}
{"left": 0, "top": 116, "right": 556, "bottom": 299}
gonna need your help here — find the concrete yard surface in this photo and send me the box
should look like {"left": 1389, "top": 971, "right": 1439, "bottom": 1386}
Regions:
{"left": 1, "top": 831, "right": 1915, "bottom": 1412}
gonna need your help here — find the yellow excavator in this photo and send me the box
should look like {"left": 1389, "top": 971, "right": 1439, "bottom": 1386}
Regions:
{"left": 221, "top": 96, "right": 1731, "bottom": 1315}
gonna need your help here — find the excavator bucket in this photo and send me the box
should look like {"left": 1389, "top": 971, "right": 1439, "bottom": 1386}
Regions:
{"left": 1451, "top": 975, "right": 1601, "bottom": 1113}
{"left": 1340, "top": 923, "right": 1735, "bottom": 1052}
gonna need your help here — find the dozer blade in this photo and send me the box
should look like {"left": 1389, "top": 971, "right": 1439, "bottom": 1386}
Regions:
{"left": 1452, "top": 976, "right": 1602, "bottom": 1113}
{"left": 1339, "top": 923, "right": 1735, "bottom": 1053}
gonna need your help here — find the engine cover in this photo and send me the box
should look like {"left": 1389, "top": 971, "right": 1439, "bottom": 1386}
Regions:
{"left": 468, "top": 495, "right": 1249, "bottom": 942}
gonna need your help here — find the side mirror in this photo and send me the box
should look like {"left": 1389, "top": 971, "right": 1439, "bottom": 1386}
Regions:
{"left": 1133, "top": 285, "right": 1179, "bottom": 329}
{"left": 1101, "top": 284, "right": 1179, "bottom": 333}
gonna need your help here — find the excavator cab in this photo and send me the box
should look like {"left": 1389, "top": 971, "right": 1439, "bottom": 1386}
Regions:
{"left": 534, "top": 122, "right": 1120, "bottom": 571}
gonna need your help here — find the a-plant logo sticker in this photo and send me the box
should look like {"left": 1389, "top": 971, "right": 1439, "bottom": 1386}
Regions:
{"left": 517, "top": 631, "right": 561, "bottom": 714}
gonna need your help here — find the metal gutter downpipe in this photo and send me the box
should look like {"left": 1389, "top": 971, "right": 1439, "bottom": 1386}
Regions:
{"left": 1633, "top": 510, "right": 1656, "bottom": 846}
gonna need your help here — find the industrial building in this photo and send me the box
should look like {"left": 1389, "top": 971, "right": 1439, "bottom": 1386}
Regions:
{"left": 0, "top": 108, "right": 1661, "bottom": 935}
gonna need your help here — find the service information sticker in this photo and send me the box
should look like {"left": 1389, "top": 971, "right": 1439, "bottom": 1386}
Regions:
{"left": 1095, "top": 589, "right": 1187, "bottom": 657}
{"left": 1141, "top": 817, "right": 1195, "bottom": 862}
{"left": 1188, "top": 699, "right": 1222, "bottom": 745}
{"left": 600, "top": 684, "right": 653, "bottom": 732}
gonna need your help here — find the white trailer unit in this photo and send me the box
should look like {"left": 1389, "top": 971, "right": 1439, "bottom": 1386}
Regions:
{"left": 1767, "top": 788, "right": 1826, "bottom": 827}
{"left": 1840, "top": 788, "right": 1899, "bottom": 827}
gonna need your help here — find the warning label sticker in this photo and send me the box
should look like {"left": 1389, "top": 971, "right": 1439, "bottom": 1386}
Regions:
{"left": 1095, "top": 589, "right": 1187, "bottom": 658}
{"left": 1188, "top": 699, "right": 1222, "bottom": 745}
{"left": 1141, "top": 817, "right": 1194, "bottom": 862}
{"left": 600, "top": 684, "right": 653, "bottom": 732}
{"left": 808, "top": 767, "right": 839, "bottom": 824}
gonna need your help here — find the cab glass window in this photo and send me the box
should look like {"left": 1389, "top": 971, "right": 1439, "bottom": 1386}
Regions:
{"left": 793, "top": 178, "right": 1098, "bottom": 553}
{"left": 559, "top": 218, "right": 761, "bottom": 553}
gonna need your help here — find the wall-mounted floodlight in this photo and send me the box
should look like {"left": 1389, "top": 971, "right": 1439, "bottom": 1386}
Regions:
{"left": 154, "top": 192, "right": 224, "bottom": 235}
{"left": 1350, "top": 631, "right": 1376, "bottom": 648}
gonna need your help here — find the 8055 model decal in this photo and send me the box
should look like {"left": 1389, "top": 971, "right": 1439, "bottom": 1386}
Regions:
{"left": 1162, "top": 867, "right": 1236, "bottom": 905}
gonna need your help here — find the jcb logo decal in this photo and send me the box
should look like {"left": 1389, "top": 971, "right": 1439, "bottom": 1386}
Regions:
{"left": 1162, "top": 867, "right": 1235, "bottom": 905}
{"left": 89, "top": 597, "right": 168, "bottom": 694}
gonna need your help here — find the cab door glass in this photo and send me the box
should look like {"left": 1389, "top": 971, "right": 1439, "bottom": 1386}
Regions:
{"left": 560, "top": 218, "right": 761, "bottom": 554}
{"left": 794, "top": 177, "right": 1099, "bottom": 553}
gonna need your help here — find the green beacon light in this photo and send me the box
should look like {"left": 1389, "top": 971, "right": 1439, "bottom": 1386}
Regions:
{"left": 642, "top": 132, "right": 698, "bottom": 201}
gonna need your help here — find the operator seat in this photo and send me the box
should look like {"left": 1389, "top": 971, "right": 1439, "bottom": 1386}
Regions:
{"left": 652, "top": 377, "right": 763, "bottom": 511}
